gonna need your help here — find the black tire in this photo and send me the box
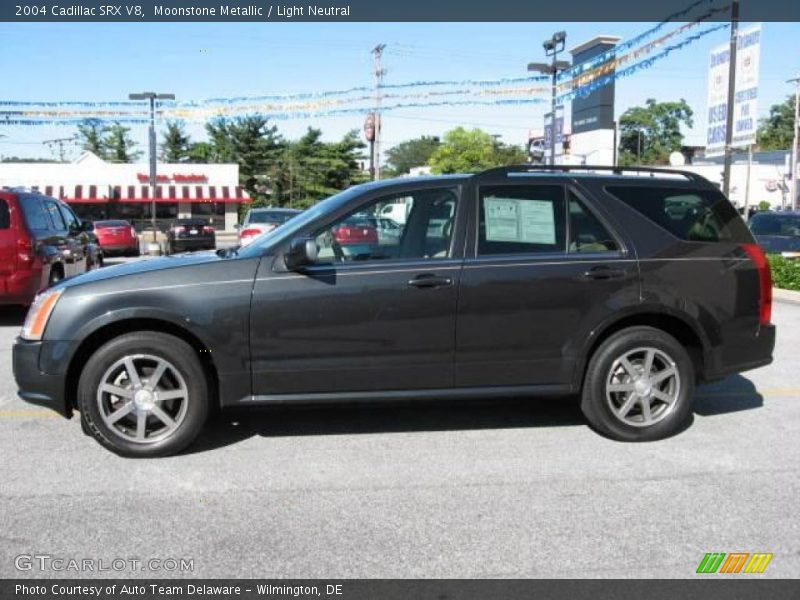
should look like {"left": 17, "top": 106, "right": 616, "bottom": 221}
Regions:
{"left": 77, "top": 332, "right": 210, "bottom": 458}
{"left": 48, "top": 265, "right": 63, "bottom": 286}
{"left": 131, "top": 246, "right": 141, "bottom": 257}
{"left": 581, "top": 326, "right": 694, "bottom": 442}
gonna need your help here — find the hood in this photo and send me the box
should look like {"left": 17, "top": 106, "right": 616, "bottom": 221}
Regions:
{"left": 754, "top": 235, "right": 800, "bottom": 253}
{"left": 56, "top": 250, "right": 223, "bottom": 290}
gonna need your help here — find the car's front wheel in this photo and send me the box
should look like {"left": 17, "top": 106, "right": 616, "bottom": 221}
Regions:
{"left": 78, "top": 332, "right": 209, "bottom": 457}
{"left": 581, "top": 326, "right": 694, "bottom": 441}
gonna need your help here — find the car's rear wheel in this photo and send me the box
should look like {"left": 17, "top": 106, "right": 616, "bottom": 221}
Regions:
{"left": 77, "top": 332, "right": 209, "bottom": 457}
{"left": 581, "top": 326, "right": 694, "bottom": 441}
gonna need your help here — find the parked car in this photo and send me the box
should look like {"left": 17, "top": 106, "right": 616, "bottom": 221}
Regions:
{"left": 238, "top": 208, "right": 301, "bottom": 246}
{"left": 165, "top": 219, "right": 216, "bottom": 254}
{"left": 1, "top": 189, "right": 102, "bottom": 306}
{"left": 748, "top": 210, "right": 800, "bottom": 256}
{"left": 13, "top": 166, "right": 774, "bottom": 457}
{"left": 93, "top": 219, "right": 140, "bottom": 257}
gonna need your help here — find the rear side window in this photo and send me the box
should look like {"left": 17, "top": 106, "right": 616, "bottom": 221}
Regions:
{"left": 478, "top": 185, "right": 566, "bottom": 255}
{"left": 20, "top": 197, "right": 51, "bottom": 231}
{"left": 569, "top": 192, "right": 619, "bottom": 253}
{"left": 0, "top": 199, "right": 9, "bottom": 229}
{"left": 45, "top": 200, "right": 66, "bottom": 230}
{"left": 606, "top": 186, "right": 750, "bottom": 243}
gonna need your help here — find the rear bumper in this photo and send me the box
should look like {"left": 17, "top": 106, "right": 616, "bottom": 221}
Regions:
{"left": 99, "top": 241, "right": 138, "bottom": 253}
{"left": 12, "top": 338, "right": 72, "bottom": 418}
{"left": 704, "top": 324, "right": 776, "bottom": 382}
{"left": 171, "top": 237, "right": 215, "bottom": 250}
{"left": 0, "top": 269, "right": 43, "bottom": 306}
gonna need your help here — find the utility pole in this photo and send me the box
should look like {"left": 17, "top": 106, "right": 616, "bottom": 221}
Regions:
{"left": 789, "top": 75, "right": 800, "bottom": 211}
{"left": 722, "top": 0, "right": 739, "bottom": 197}
{"left": 371, "top": 43, "right": 386, "bottom": 180}
{"left": 128, "top": 92, "right": 175, "bottom": 246}
{"left": 528, "top": 31, "right": 569, "bottom": 166}
{"left": 43, "top": 137, "right": 75, "bottom": 162}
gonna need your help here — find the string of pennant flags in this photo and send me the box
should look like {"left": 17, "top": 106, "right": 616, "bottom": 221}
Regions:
{"left": 0, "top": 6, "right": 730, "bottom": 127}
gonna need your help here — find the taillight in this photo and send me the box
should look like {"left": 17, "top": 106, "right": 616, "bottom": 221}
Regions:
{"left": 17, "top": 236, "right": 34, "bottom": 266}
{"left": 240, "top": 228, "right": 261, "bottom": 238}
{"left": 203, "top": 226, "right": 215, "bottom": 234}
{"left": 171, "top": 226, "right": 186, "bottom": 234}
{"left": 741, "top": 243, "right": 772, "bottom": 326}
{"left": 130, "top": 226, "right": 137, "bottom": 237}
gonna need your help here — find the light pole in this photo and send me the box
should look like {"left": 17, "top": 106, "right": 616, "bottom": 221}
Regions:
{"left": 529, "top": 30, "right": 570, "bottom": 166}
{"left": 721, "top": 0, "right": 739, "bottom": 197}
{"left": 789, "top": 75, "right": 800, "bottom": 211}
{"left": 128, "top": 91, "right": 175, "bottom": 244}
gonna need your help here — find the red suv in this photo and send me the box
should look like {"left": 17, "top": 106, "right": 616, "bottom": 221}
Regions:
{"left": 0, "top": 190, "right": 102, "bottom": 306}
{"left": 93, "top": 219, "right": 140, "bottom": 256}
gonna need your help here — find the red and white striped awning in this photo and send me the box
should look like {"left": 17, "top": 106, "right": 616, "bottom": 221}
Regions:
{"left": 34, "top": 184, "right": 251, "bottom": 204}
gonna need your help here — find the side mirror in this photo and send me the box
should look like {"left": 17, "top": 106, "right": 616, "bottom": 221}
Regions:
{"left": 284, "top": 236, "right": 318, "bottom": 271}
{"left": 80, "top": 220, "right": 94, "bottom": 232}
{"left": 234, "top": 223, "right": 241, "bottom": 230}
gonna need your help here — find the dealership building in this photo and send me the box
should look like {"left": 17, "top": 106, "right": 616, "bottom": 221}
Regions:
{"left": 0, "top": 151, "right": 250, "bottom": 232}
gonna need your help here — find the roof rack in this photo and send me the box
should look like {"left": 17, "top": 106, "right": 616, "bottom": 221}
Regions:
{"left": 474, "top": 164, "right": 704, "bottom": 182}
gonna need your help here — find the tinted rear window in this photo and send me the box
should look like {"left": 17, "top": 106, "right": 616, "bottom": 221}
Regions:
{"left": 249, "top": 211, "right": 297, "bottom": 225}
{"left": 606, "top": 186, "right": 751, "bottom": 243}
{"left": 0, "top": 199, "right": 9, "bottom": 229}
{"left": 96, "top": 220, "right": 131, "bottom": 228}
{"left": 749, "top": 213, "right": 800, "bottom": 236}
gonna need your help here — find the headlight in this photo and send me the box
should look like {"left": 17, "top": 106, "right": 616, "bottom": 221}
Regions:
{"left": 21, "top": 288, "right": 64, "bottom": 341}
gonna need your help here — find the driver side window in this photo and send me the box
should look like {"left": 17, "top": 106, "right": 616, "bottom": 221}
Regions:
{"left": 313, "top": 188, "right": 458, "bottom": 264}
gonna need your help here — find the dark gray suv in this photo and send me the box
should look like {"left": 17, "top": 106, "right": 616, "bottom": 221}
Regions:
{"left": 13, "top": 166, "right": 775, "bottom": 457}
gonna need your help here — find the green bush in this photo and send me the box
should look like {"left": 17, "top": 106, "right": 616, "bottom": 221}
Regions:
{"left": 767, "top": 254, "right": 800, "bottom": 291}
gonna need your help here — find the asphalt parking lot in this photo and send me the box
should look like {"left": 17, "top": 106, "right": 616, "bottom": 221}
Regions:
{"left": 0, "top": 263, "right": 798, "bottom": 578}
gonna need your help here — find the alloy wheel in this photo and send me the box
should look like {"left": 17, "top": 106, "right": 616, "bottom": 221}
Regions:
{"left": 96, "top": 354, "right": 189, "bottom": 443}
{"left": 605, "top": 346, "right": 681, "bottom": 428}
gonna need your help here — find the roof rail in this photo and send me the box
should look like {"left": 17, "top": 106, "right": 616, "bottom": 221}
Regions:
{"left": 474, "top": 164, "right": 704, "bottom": 182}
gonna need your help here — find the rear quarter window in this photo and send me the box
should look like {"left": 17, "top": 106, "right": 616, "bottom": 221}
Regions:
{"left": 0, "top": 199, "right": 9, "bottom": 229}
{"left": 19, "top": 197, "right": 52, "bottom": 231}
{"left": 606, "top": 185, "right": 751, "bottom": 243}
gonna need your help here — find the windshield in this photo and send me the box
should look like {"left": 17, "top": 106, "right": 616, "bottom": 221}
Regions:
{"left": 237, "top": 186, "right": 365, "bottom": 258}
{"left": 248, "top": 210, "right": 298, "bottom": 225}
{"left": 750, "top": 213, "right": 800, "bottom": 236}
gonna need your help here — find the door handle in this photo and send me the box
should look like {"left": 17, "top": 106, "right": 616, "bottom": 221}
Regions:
{"left": 581, "top": 265, "right": 626, "bottom": 280}
{"left": 407, "top": 274, "right": 453, "bottom": 288}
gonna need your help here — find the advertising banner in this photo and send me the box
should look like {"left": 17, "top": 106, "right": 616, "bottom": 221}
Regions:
{"left": 706, "top": 25, "right": 761, "bottom": 156}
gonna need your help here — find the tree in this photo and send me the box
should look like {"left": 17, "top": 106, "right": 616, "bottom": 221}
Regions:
{"left": 428, "top": 127, "right": 526, "bottom": 174}
{"left": 617, "top": 98, "right": 694, "bottom": 166}
{"left": 385, "top": 135, "right": 441, "bottom": 175}
{"left": 161, "top": 121, "right": 191, "bottom": 162}
{"left": 76, "top": 119, "right": 107, "bottom": 157}
{"left": 757, "top": 95, "right": 797, "bottom": 151}
{"left": 186, "top": 141, "right": 214, "bottom": 163}
{"left": 204, "top": 116, "right": 285, "bottom": 203}
{"left": 269, "top": 128, "right": 367, "bottom": 208}
{"left": 103, "top": 123, "right": 142, "bottom": 163}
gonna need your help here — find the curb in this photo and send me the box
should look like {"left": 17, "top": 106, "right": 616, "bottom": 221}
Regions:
{"left": 773, "top": 287, "right": 800, "bottom": 305}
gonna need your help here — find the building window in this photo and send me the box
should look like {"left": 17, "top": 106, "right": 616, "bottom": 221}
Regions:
{"left": 191, "top": 202, "right": 225, "bottom": 230}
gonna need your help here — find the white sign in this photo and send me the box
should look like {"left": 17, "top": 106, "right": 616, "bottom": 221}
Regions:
{"left": 706, "top": 25, "right": 761, "bottom": 156}
{"left": 484, "top": 197, "right": 556, "bottom": 245}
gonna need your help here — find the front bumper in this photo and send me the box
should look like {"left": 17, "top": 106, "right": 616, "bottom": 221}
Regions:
{"left": 12, "top": 338, "right": 72, "bottom": 418}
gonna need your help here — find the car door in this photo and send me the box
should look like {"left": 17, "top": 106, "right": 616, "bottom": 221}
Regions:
{"left": 249, "top": 184, "right": 465, "bottom": 397}
{"left": 455, "top": 179, "right": 639, "bottom": 388}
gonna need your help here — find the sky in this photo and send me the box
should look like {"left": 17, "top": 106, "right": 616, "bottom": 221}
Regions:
{"left": 0, "top": 20, "right": 798, "bottom": 161}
